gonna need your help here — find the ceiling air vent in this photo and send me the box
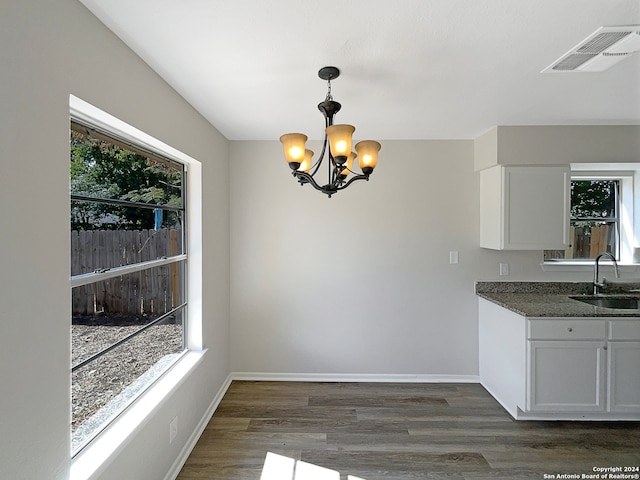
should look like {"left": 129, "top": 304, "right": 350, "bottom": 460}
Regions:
{"left": 542, "top": 26, "right": 640, "bottom": 73}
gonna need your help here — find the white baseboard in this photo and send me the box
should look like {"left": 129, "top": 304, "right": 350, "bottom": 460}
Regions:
{"left": 230, "top": 372, "right": 480, "bottom": 383}
{"left": 164, "top": 373, "right": 233, "bottom": 480}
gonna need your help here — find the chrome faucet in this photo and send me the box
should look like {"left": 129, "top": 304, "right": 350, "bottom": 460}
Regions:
{"left": 593, "top": 252, "right": 620, "bottom": 294}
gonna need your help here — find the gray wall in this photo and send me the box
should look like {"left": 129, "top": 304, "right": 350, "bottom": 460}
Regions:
{"left": 475, "top": 126, "right": 640, "bottom": 170}
{"left": 1, "top": 1, "right": 229, "bottom": 479}
{"left": 228, "top": 140, "right": 607, "bottom": 377}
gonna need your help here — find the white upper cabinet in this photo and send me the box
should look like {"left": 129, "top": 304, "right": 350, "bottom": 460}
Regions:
{"left": 480, "top": 165, "right": 570, "bottom": 250}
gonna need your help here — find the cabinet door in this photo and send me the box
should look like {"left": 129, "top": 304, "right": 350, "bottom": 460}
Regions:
{"left": 527, "top": 340, "right": 605, "bottom": 412}
{"left": 480, "top": 165, "right": 570, "bottom": 250}
{"left": 504, "top": 166, "right": 570, "bottom": 249}
{"left": 608, "top": 342, "right": 640, "bottom": 413}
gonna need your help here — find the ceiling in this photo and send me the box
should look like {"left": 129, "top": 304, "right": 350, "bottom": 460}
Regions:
{"left": 79, "top": 0, "right": 640, "bottom": 141}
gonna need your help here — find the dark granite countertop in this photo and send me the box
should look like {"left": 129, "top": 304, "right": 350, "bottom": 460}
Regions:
{"left": 476, "top": 281, "right": 640, "bottom": 318}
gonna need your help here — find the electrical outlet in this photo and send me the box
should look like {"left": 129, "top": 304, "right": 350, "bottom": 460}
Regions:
{"left": 449, "top": 251, "right": 459, "bottom": 264}
{"left": 499, "top": 263, "right": 509, "bottom": 276}
{"left": 169, "top": 416, "right": 178, "bottom": 444}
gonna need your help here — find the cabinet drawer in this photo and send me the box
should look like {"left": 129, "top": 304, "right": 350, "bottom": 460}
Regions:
{"left": 609, "top": 320, "right": 640, "bottom": 341}
{"left": 528, "top": 319, "right": 606, "bottom": 340}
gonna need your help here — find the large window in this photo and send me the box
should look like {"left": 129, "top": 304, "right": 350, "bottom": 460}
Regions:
{"left": 544, "top": 175, "right": 631, "bottom": 262}
{"left": 70, "top": 120, "right": 188, "bottom": 453}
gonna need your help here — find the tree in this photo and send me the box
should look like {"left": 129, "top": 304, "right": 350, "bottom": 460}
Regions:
{"left": 70, "top": 130, "right": 182, "bottom": 231}
{"left": 570, "top": 180, "right": 616, "bottom": 218}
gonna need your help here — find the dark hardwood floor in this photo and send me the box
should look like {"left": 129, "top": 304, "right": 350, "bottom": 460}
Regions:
{"left": 177, "top": 381, "right": 640, "bottom": 480}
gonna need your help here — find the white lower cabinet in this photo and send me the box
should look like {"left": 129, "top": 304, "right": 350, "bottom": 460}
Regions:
{"left": 479, "top": 298, "right": 640, "bottom": 420}
{"left": 526, "top": 318, "right": 607, "bottom": 413}
{"left": 527, "top": 340, "right": 606, "bottom": 412}
{"left": 607, "top": 320, "right": 640, "bottom": 413}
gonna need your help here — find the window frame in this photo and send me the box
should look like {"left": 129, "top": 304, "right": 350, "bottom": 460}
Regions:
{"left": 69, "top": 95, "right": 203, "bottom": 462}
{"left": 568, "top": 176, "right": 620, "bottom": 260}
{"left": 543, "top": 166, "right": 636, "bottom": 267}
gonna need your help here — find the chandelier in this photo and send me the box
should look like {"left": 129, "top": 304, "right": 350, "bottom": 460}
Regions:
{"left": 280, "top": 66, "right": 381, "bottom": 198}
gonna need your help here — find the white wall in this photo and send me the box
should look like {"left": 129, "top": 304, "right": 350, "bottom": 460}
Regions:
{"left": 0, "top": 1, "right": 229, "bottom": 479}
{"left": 229, "top": 140, "right": 604, "bottom": 378}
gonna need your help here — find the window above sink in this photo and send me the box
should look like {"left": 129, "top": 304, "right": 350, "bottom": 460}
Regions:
{"left": 543, "top": 163, "right": 640, "bottom": 268}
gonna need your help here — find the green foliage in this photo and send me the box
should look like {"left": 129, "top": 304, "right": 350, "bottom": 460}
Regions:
{"left": 570, "top": 180, "right": 617, "bottom": 219}
{"left": 70, "top": 130, "right": 183, "bottom": 231}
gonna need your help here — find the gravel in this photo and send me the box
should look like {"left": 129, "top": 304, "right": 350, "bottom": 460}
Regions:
{"left": 71, "top": 319, "right": 183, "bottom": 451}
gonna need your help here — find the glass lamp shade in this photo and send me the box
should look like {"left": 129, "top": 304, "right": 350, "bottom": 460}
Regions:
{"left": 355, "top": 140, "right": 381, "bottom": 174}
{"left": 326, "top": 124, "right": 355, "bottom": 162}
{"left": 299, "top": 149, "right": 314, "bottom": 172}
{"left": 340, "top": 151, "right": 356, "bottom": 176}
{"left": 279, "top": 133, "right": 308, "bottom": 166}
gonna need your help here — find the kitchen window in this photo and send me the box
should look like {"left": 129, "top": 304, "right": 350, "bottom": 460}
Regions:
{"left": 544, "top": 170, "right": 636, "bottom": 263}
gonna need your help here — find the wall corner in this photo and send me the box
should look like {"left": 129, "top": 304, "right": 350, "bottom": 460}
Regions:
{"left": 474, "top": 127, "right": 498, "bottom": 171}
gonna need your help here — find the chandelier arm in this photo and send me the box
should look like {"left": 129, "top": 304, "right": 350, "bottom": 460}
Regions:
{"left": 333, "top": 173, "right": 370, "bottom": 192}
{"left": 341, "top": 165, "right": 360, "bottom": 176}
{"left": 293, "top": 171, "right": 338, "bottom": 196}
{"left": 293, "top": 171, "right": 327, "bottom": 191}
{"left": 308, "top": 134, "right": 328, "bottom": 178}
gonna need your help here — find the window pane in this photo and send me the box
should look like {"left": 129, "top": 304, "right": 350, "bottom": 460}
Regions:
{"left": 71, "top": 261, "right": 186, "bottom": 450}
{"left": 571, "top": 180, "right": 617, "bottom": 218}
{"left": 70, "top": 222, "right": 184, "bottom": 275}
{"left": 544, "top": 221, "right": 618, "bottom": 260}
{"left": 72, "top": 261, "right": 185, "bottom": 327}
{"left": 71, "top": 199, "right": 183, "bottom": 232}
{"left": 70, "top": 129, "right": 184, "bottom": 208}
{"left": 71, "top": 309, "right": 185, "bottom": 451}
{"left": 569, "top": 220, "right": 618, "bottom": 259}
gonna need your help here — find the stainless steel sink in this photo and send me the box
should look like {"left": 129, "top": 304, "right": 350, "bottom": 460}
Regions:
{"left": 569, "top": 295, "right": 640, "bottom": 310}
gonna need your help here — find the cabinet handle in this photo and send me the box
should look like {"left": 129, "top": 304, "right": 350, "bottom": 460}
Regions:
{"left": 567, "top": 327, "right": 573, "bottom": 332}
{"left": 603, "top": 345, "right": 608, "bottom": 351}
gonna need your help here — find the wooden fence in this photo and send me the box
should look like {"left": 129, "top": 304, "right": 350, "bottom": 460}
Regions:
{"left": 71, "top": 229, "right": 182, "bottom": 317}
{"left": 545, "top": 225, "right": 613, "bottom": 260}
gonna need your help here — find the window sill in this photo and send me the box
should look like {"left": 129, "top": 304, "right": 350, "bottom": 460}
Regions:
{"left": 540, "top": 261, "right": 640, "bottom": 273}
{"left": 70, "top": 349, "right": 206, "bottom": 480}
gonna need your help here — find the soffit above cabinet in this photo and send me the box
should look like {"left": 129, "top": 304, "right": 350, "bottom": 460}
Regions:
{"left": 474, "top": 126, "right": 640, "bottom": 171}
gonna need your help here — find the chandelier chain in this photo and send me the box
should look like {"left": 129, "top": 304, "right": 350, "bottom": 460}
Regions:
{"left": 325, "top": 79, "right": 333, "bottom": 102}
